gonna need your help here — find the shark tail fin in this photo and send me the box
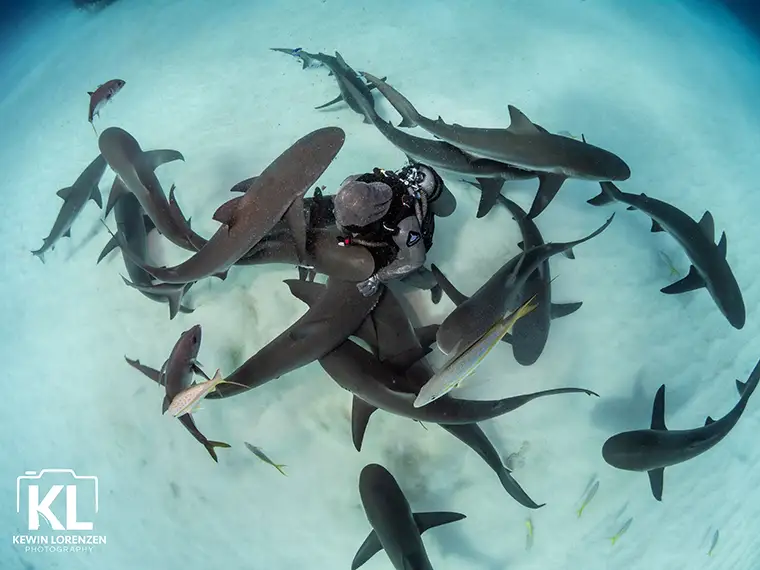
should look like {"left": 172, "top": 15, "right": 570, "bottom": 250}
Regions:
{"left": 31, "top": 245, "right": 47, "bottom": 264}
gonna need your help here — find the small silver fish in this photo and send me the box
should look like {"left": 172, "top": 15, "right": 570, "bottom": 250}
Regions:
{"left": 610, "top": 517, "right": 633, "bottom": 545}
{"left": 577, "top": 480, "right": 599, "bottom": 518}
{"left": 244, "top": 442, "right": 287, "bottom": 476}
{"left": 708, "top": 529, "right": 719, "bottom": 556}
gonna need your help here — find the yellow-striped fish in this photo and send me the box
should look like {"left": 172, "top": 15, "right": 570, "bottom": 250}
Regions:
{"left": 413, "top": 296, "right": 538, "bottom": 408}
{"left": 610, "top": 517, "right": 633, "bottom": 545}
{"left": 577, "top": 480, "right": 599, "bottom": 518}
{"left": 166, "top": 370, "right": 247, "bottom": 417}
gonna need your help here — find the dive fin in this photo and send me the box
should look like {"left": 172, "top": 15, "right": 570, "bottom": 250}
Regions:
{"left": 528, "top": 174, "right": 567, "bottom": 219}
{"left": 351, "top": 531, "right": 382, "bottom": 570}
{"left": 314, "top": 93, "right": 344, "bottom": 110}
{"left": 143, "top": 149, "right": 185, "bottom": 171}
{"left": 212, "top": 198, "right": 241, "bottom": 227}
{"left": 104, "top": 177, "right": 129, "bottom": 218}
{"left": 651, "top": 384, "right": 667, "bottom": 430}
{"left": 229, "top": 177, "right": 258, "bottom": 193}
{"left": 472, "top": 178, "right": 506, "bottom": 219}
{"left": 506, "top": 105, "right": 541, "bottom": 134}
{"left": 550, "top": 302, "right": 583, "bottom": 319}
{"left": 351, "top": 396, "right": 378, "bottom": 452}
{"left": 56, "top": 187, "right": 73, "bottom": 200}
{"left": 660, "top": 265, "right": 705, "bottom": 295}
{"left": 647, "top": 468, "right": 664, "bottom": 502}
{"left": 96, "top": 234, "right": 119, "bottom": 264}
{"left": 717, "top": 232, "right": 727, "bottom": 258}
{"left": 430, "top": 264, "right": 468, "bottom": 306}
{"left": 698, "top": 211, "right": 715, "bottom": 241}
{"left": 414, "top": 511, "right": 467, "bottom": 533}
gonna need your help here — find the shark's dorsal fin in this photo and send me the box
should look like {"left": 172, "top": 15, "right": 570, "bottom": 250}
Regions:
{"left": 87, "top": 91, "right": 94, "bottom": 96}
{"left": 414, "top": 511, "right": 466, "bottom": 533}
{"left": 660, "top": 265, "right": 705, "bottom": 295}
{"left": 705, "top": 416, "right": 715, "bottom": 426}
{"left": 717, "top": 231, "right": 727, "bottom": 258}
{"left": 212, "top": 197, "right": 242, "bottom": 227}
{"left": 351, "top": 531, "right": 382, "bottom": 570}
{"left": 56, "top": 187, "right": 73, "bottom": 200}
{"left": 698, "top": 211, "right": 715, "bottom": 241}
{"left": 650, "top": 219, "right": 664, "bottom": 233}
{"left": 736, "top": 379, "right": 747, "bottom": 395}
{"left": 351, "top": 396, "right": 378, "bottom": 452}
{"left": 647, "top": 468, "right": 664, "bottom": 501}
{"left": 63, "top": 228, "right": 71, "bottom": 238}
{"left": 507, "top": 105, "right": 540, "bottom": 135}
{"left": 651, "top": 384, "right": 667, "bottom": 430}
{"left": 104, "top": 177, "right": 129, "bottom": 218}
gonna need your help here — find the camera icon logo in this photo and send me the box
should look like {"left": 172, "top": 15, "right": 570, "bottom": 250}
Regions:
{"left": 16, "top": 469, "right": 99, "bottom": 531}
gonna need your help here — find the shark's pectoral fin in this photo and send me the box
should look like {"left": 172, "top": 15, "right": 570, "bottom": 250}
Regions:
{"left": 698, "top": 211, "right": 715, "bottom": 241}
{"left": 124, "top": 356, "right": 161, "bottom": 383}
{"left": 351, "top": 396, "right": 378, "bottom": 452}
{"left": 314, "top": 94, "right": 344, "bottom": 110}
{"left": 647, "top": 467, "right": 664, "bottom": 501}
{"left": 528, "top": 174, "right": 567, "bottom": 219}
{"left": 414, "top": 324, "right": 439, "bottom": 350}
{"left": 651, "top": 384, "right": 667, "bottom": 430}
{"left": 284, "top": 278, "right": 324, "bottom": 307}
{"left": 650, "top": 219, "right": 664, "bottom": 233}
{"left": 96, "top": 234, "right": 119, "bottom": 264}
{"left": 717, "top": 232, "right": 727, "bottom": 258}
{"left": 660, "top": 266, "right": 704, "bottom": 295}
{"left": 506, "top": 105, "right": 541, "bottom": 134}
{"left": 351, "top": 530, "right": 382, "bottom": 570}
{"left": 56, "top": 187, "right": 73, "bottom": 200}
{"left": 104, "top": 178, "right": 129, "bottom": 217}
{"left": 430, "top": 264, "right": 468, "bottom": 306}
{"left": 551, "top": 302, "right": 583, "bottom": 319}
{"left": 414, "top": 511, "right": 467, "bottom": 533}
{"left": 473, "top": 178, "right": 506, "bottom": 218}
{"left": 143, "top": 149, "right": 185, "bottom": 171}
{"left": 229, "top": 177, "right": 258, "bottom": 193}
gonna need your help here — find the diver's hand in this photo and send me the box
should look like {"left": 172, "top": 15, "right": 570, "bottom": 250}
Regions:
{"left": 357, "top": 275, "right": 380, "bottom": 297}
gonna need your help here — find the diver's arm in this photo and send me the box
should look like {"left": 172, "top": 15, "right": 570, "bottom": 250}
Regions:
{"left": 376, "top": 215, "right": 426, "bottom": 282}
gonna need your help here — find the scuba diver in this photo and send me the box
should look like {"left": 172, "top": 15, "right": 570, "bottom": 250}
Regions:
{"left": 332, "top": 162, "right": 455, "bottom": 297}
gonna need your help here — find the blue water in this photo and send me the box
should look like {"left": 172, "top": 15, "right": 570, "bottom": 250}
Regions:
{"left": 2, "top": 1, "right": 760, "bottom": 569}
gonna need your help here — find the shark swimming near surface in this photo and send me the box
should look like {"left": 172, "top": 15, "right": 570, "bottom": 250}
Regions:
{"left": 31, "top": 154, "right": 107, "bottom": 262}
{"left": 588, "top": 181, "right": 745, "bottom": 329}
{"left": 602, "top": 356, "right": 760, "bottom": 501}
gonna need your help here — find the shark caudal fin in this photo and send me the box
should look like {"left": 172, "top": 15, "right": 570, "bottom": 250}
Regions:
{"left": 647, "top": 385, "right": 668, "bottom": 501}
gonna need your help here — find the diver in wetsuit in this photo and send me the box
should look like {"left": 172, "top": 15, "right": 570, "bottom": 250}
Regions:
{"left": 333, "top": 162, "right": 451, "bottom": 296}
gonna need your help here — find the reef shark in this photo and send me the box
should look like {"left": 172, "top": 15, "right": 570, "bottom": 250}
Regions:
{"left": 125, "top": 325, "right": 231, "bottom": 462}
{"left": 31, "top": 154, "right": 107, "bottom": 262}
{"left": 435, "top": 214, "right": 614, "bottom": 357}
{"left": 308, "top": 51, "right": 377, "bottom": 123}
{"left": 98, "top": 180, "right": 194, "bottom": 319}
{"left": 362, "top": 73, "right": 631, "bottom": 218}
{"left": 288, "top": 279, "right": 545, "bottom": 509}
{"left": 433, "top": 195, "right": 582, "bottom": 365}
{"left": 588, "top": 181, "right": 745, "bottom": 329}
{"left": 353, "top": 463, "right": 465, "bottom": 570}
{"left": 98, "top": 127, "right": 206, "bottom": 253}
{"left": 206, "top": 277, "right": 382, "bottom": 399}
{"left": 602, "top": 356, "right": 760, "bottom": 501}
{"left": 115, "top": 127, "right": 346, "bottom": 284}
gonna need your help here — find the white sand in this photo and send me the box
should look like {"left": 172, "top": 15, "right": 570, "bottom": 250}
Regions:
{"left": 2, "top": 0, "right": 760, "bottom": 568}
